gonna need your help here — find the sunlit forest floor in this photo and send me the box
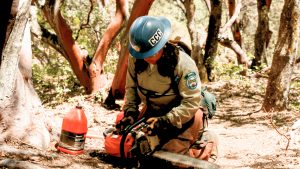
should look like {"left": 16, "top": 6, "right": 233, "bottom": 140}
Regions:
{"left": 208, "top": 78, "right": 300, "bottom": 169}
{"left": 1, "top": 73, "right": 300, "bottom": 169}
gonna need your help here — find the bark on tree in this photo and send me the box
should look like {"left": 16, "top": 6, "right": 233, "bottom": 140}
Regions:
{"left": 262, "top": 0, "right": 299, "bottom": 112}
{"left": 203, "top": 0, "right": 222, "bottom": 81}
{"left": 226, "top": 0, "right": 249, "bottom": 69}
{"left": 37, "top": 0, "right": 154, "bottom": 107}
{"left": 0, "top": 0, "right": 50, "bottom": 149}
{"left": 199, "top": 29, "right": 250, "bottom": 72}
{"left": 41, "top": 0, "right": 130, "bottom": 94}
{"left": 41, "top": 0, "right": 91, "bottom": 92}
{"left": 88, "top": 0, "right": 128, "bottom": 94}
{"left": 108, "top": 0, "right": 155, "bottom": 101}
{"left": 228, "top": 0, "right": 242, "bottom": 47}
{"left": 198, "top": 0, "right": 249, "bottom": 74}
{"left": 183, "top": 0, "right": 209, "bottom": 83}
{"left": 251, "top": 0, "right": 272, "bottom": 69}
{"left": 218, "top": 36, "right": 248, "bottom": 66}
{"left": 30, "top": 4, "right": 65, "bottom": 57}
{"left": 0, "top": 0, "right": 20, "bottom": 60}
{"left": 203, "top": 0, "right": 212, "bottom": 12}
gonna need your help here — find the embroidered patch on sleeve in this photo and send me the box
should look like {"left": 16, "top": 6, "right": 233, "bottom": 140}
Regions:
{"left": 184, "top": 72, "right": 198, "bottom": 90}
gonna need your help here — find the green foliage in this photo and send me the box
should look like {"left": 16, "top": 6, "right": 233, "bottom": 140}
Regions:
{"left": 214, "top": 61, "right": 245, "bottom": 80}
{"left": 32, "top": 59, "right": 85, "bottom": 107}
{"left": 94, "top": 91, "right": 103, "bottom": 102}
{"left": 247, "top": 52, "right": 255, "bottom": 60}
{"left": 60, "top": 0, "right": 120, "bottom": 56}
{"left": 251, "top": 62, "right": 268, "bottom": 71}
{"left": 290, "top": 100, "right": 300, "bottom": 110}
{"left": 289, "top": 80, "right": 300, "bottom": 110}
{"left": 32, "top": 0, "right": 118, "bottom": 106}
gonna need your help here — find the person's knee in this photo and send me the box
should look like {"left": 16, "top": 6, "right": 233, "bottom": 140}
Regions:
{"left": 190, "top": 130, "right": 219, "bottom": 162}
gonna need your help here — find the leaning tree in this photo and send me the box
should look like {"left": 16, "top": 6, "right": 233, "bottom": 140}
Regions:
{"left": 251, "top": 0, "right": 272, "bottom": 69}
{"left": 262, "top": 0, "right": 299, "bottom": 112}
{"left": 0, "top": 0, "right": 50, "bottom": 149}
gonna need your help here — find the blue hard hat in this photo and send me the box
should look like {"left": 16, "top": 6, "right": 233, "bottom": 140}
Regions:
{"left": 129, "top": 16, "right": 171, "bottom": 59}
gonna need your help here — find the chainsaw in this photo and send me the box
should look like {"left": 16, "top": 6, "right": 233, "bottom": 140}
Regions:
{"left": 103, "top": 117, "right": 219, "bottom": 169}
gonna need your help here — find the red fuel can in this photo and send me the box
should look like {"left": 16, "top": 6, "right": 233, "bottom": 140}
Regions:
{"left": 57, "top": 105, "right": 88, "bottom": 155}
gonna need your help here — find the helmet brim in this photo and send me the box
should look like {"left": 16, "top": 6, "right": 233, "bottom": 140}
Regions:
{"left": 129, "top": 17, "right": 171, "bottom": 59}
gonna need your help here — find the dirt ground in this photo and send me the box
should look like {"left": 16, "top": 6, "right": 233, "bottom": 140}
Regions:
{"left": 1, "top": 77, "right": 300, "bottom": 169}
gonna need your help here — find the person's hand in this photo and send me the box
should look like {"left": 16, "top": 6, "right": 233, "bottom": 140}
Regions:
{"left": 116, "top": 116, "right": 135, "bottom": 131}
{"left": 116, "top": 110, "right": 139, "bottom": 131}
{"left": 145, "top": 116, "right": 170, "bottom": 136}
{"left": 145, "top": 117, "right": 159, "bottom": 135}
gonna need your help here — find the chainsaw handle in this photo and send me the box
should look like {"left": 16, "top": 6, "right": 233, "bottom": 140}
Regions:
{"left": 120, "top": 117, "right": 146, "bottom": 159}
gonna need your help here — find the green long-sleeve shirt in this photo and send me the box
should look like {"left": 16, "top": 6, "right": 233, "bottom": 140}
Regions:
{"left": 123, "top": 50, "right": 202, "bottom": 129}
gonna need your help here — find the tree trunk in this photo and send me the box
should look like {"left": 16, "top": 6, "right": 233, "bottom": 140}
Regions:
{"left": 203, "top": 0, "right": 212, "bottom": 12}
{"left": 183, "top": 0, "right": 208, "bottom": 83}
{"left": 0, "top": 0, "right": 50, "bottom": 149}
{"left": 110, "top": 0, "right": 155, "bottom": 98}
{"left": 88, "top": 0, "right": 128, "bottom": 94}
{"left": 0, "top": 0, "right": 30, "bottom": 105}
{"left": 227, "top": 0, "right": 249, "bottom": 69}
{"left": 103, "top": 0, "right": 155, "bottom": 108}
{"left": 30, "top": 4, "right": 65, "bottom": 57}
{"left": 218, "top": 37, "right": 248, "bottom": 66}
{"left": 0, "top": 0, "right": 19, "bottom": 60}
{"left": 251, "top": 0, "right": 272, "bottom": 69}
{"left": 228, "top": 0, "right": 242, "bottom": 47}
{"left": 262, "top": 0, "right": 299, "bottom": 112}
{"left": 41, "top": 0, "right": 130, "bottom": 94}
{"left": 41, "top": 0, "right": 91, "bottom": 92}
{"left": 203, "top": 0, "right": 222, "bottom": 81}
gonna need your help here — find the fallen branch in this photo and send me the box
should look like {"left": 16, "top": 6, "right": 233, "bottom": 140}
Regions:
{"left": 265, "top": 109, "right": 291, "bottom": 151}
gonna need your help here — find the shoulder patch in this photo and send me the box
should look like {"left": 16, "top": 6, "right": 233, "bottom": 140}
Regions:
{"left": 184, "top": 72, "right": 198, "bottom": 90}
